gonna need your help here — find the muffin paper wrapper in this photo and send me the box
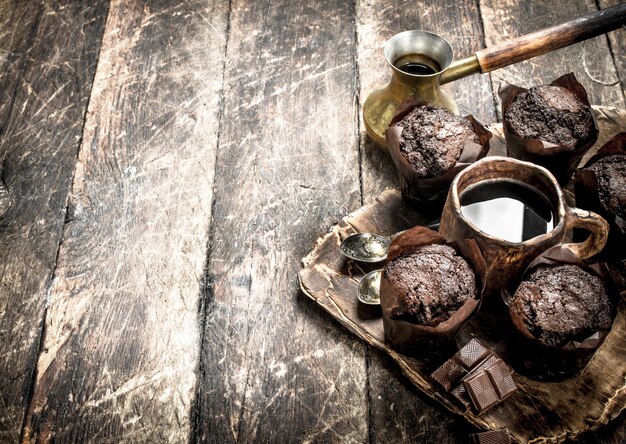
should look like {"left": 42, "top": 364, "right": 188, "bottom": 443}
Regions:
{"left": 499, "top": 73, "right": 599, "bottom": 185}
{"left": 501, "top": 246, "right": 617, "bottom": 380}
{"left": 385, "top": 97, "right": 491, "bottom": 204}
{"left": 380, "top": 226, "right": 486, "bottom": 361}
{"left": 575, "top": 132, "right": 626, "bottom": 236}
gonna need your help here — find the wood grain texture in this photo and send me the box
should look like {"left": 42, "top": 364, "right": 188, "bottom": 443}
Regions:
{"left": 193, "top": 0, "right": 367, "bottom": 442}
{"left": 480, "top": 0, "right": 625, "bottom": 118}
{"left": 356, "top": 0, "right": 496, "bottom": 441}
{"left": 0, "top": 1, "right": 108, "bottom": 441}
{"left": 475, "top": 3, "right": 626, "bottom": 73}
{"left": 3, "top": 1, "right": 624, "bottom": 443}
{"left": 599, "top": 0, "right": 626, "bottom": 97}
{"left": 20, "top": 0, "right": 228, "bottom": 441}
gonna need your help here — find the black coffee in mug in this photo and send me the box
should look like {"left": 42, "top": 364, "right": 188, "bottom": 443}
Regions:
{"left": 460, "top": 179, "right": 555, "bottom": 243}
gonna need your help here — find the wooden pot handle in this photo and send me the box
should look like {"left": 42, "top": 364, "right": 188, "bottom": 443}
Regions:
{"left": 476, "top": 3, "right": 626, "bottom": 73}
{"left": 441, "top": 4, "right": 626, "bottom": 84}
{"left": 563, "top": 207, "right": 609, "bottom": 259}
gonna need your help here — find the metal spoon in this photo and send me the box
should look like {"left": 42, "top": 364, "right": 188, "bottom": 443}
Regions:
{"left": 357, "top": 269, "right": 382, "bottom": 305}
{"left": 340, "top": 233, "right": 397, "bottom": 263}
{"left": 340, "top": 222, "right": 439, "bottom": 263}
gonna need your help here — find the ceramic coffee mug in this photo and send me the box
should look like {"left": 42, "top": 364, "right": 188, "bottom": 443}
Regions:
{"left": 439, "top": 156, "right": 609, "bottom": 294}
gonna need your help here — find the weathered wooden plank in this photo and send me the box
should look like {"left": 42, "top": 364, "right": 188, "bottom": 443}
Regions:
{"left": 193, "top": 0, "right": 367, "bottom": 442}
{"left": 0, "top": 1, "right": 108, "bottom": 441}
{"left": 21, "top": 0, "right": 228, "bottom": 441}
{"left": 598, "top": 0, "right": 626, "bottom": 97}
{"left": 356, "top": 0, "right": 496, "bottom": 441}
{"left": 480, "top": 0, "right": 625, "bottom": 119}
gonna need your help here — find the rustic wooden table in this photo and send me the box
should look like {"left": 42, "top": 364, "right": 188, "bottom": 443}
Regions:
{"left": 0, "top": 1, "right": 624, "bottom": 443}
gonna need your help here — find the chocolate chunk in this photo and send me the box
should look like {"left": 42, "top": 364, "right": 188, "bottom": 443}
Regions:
{"left": 430, "top": 338, "right": 490, "bottom": 393}
{"left": 454, "top": 338, "right": 490, "bottom": 369}
{"left": 486, "top": 361, "right": 517, "bottom": 400}
{"left": 450, "top": 383, "right": 471, "bottom": 410}
{"left": 462, "top": 358, "right": 517, "bottom": 414}
{"left": 432, "top": 359, "right": 467, "bottom": 391}
{"left": 471, "top": 429, "right": 512, "bottom": 444}
{"left": 464, "top": 372, "right": 499, "bottom": 414}
{"left": 431, "top": 339, "right": 517, "bottom": 413}
{"left": 466, "top": 355, "right": 499, "bottom": 379}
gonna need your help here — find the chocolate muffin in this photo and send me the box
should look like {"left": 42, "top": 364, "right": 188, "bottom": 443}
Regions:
{"left": 511, "top": 264, "right": 611, "bottom": 347}
{"left": 384, "top": 243, "right": 477, "bottom": 327}
{"left": 397, "top": 104, "right": 480, "bottom": 178}
{"left": 505, "top": 85, "right": 593, "bottom": 150}
{"left": 585, "top": 154, "right": 626, "bottom": 220}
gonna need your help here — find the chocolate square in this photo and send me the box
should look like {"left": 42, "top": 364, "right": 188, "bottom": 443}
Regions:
{"left": 450, "top": 383, "right": 471, "bottom": 410}
{"left": 437, "top": 339, "right": 516, "bottom": 413}
{"left": 471, "top": 429, "right": 511, "bottom": 444}
{"left": 464, "top": 372, "right": 499, "bottom": 414}
{"left": 486, "top": 362, "right": 517, "bottom": 400}
{"left": 459, "top": 355, "right": 500, "bottom": 387}
{"left": 467, "top": 355, "right": 499, "bottom": 378}
{"left": 454, "top": 338, "right": 490, "bottom": 369}
{"left": 432, "top": 359, "right": 467, "bottom": 391}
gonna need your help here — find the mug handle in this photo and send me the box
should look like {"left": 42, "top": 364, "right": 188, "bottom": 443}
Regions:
{"left": 563, "top": 207, "right": 609, "bottom": 259}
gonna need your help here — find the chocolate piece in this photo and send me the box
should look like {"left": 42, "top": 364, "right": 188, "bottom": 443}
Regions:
{"left": 464, "top": 372, "right": 500, "bottom": 414}
{"left": 461, "top": 355, "right": 517, "bottom": 415}
{"left": 454, "top": 338, "right": 490, "bottom": 369}
{"left": 450, "top": 383, "right": 471, "bottom": 410}
{"left": 431, "top": 338, "right": 488, "bottom": 392}
{"left": 462, "top": 358, "right": 516, "bottom": 414}
{"left": 432, "top": 359, "right": 467, "bottom": 392}
{"left": 486, "top": 361, "right": 517, "bottom": 400}
{"left": 465, "top": 354, "right": 500, "bottom": 379}
{"left": 431, "top": 339, "right": 517, "bottom": 413}
{"left": 471, "top": 429, "right": 512, "bottom": 444}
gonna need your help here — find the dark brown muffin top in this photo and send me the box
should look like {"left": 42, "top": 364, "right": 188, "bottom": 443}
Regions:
{"left": 586, "top": 154, "right": 626, "bottom": 220}
{"left": 505, "top": 85, "right": 593, "bottom": 150}
{"left": 384, "top": 243, "right": 477, "bottom": 327}
{"left": 512, "top": 264, "right": 611, "bottom": 347}
{"left": 397, "top": 104, "right": 479, "bottom": 178}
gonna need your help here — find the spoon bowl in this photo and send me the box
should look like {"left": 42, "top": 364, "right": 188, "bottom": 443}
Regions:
{"left": 340, "top": 233, "right": 391, "bottom": 263}
{"left": 357, "top": 269, "right": 382, "bottom": 305}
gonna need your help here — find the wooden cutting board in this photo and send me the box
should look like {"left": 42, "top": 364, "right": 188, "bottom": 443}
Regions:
{"left": 298, "top": 107, "right": 626, "bottom": 444}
